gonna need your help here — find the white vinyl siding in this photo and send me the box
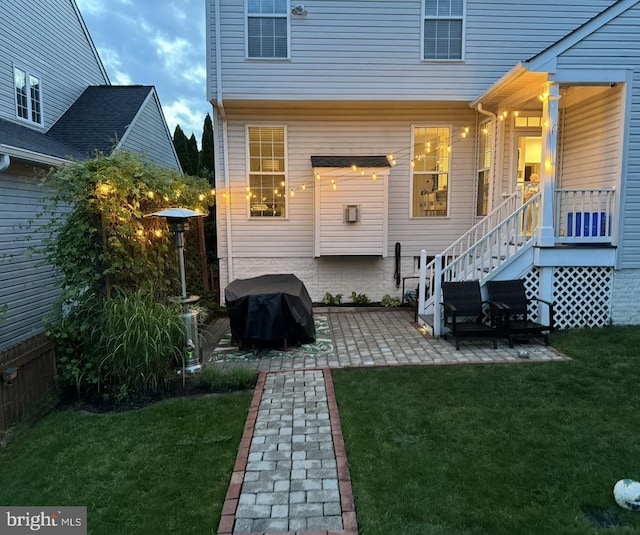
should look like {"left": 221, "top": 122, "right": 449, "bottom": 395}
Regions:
{"left": 559, "top": 86, "right": 621, "bottom": 191}
{"left": 0, "top": 166, "right": 65, "bottom": 350}
{"left": 314, "top": 169, "right": 388, "bottom": 257}
{"left": 423, "top": 0, "right": 464, "bottom": 61}
{"left": 0, "top": 0, "right": 108, "bottom": 128}
{"left": 215, "top": 104, "right": 476, "bottom": 261}
{"left": 209, "top": 0, "right": 615, "bottom": 102}
{"left": 246, "top": 0, "right": 289, "bottom": 59}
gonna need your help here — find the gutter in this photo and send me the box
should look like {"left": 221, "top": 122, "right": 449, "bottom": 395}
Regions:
{"left": 213, "top": 0, "right": 234, "bottom": 288}
{"left": 0, "top": 153, "right": 9, "bottom": 172}
{"left": 0, "top": 145, "right": 71, "bottom": 167}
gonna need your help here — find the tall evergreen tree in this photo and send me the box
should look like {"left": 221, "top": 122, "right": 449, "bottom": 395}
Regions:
{"left": 187, "top": 134, "right": 199, "bottom": 176}
{"left": 172, "top": 125, "right": 190, "bottom": 174}
{"left": 200, "top": 113, "right": 215, "bottom": 184}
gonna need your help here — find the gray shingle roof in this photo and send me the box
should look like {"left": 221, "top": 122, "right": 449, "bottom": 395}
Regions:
{"left": 310, "top": 155, "right": 391, "bottom": 168}
{"left": 47, "top": 85, "right": 153, "bottom": 157}
{"left": 0, "top": 118, "right": 84, "bottom": 161}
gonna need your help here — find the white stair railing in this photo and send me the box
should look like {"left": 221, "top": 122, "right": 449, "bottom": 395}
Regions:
{"left": 418, "top": 191, "right": 541, "bottom": 335}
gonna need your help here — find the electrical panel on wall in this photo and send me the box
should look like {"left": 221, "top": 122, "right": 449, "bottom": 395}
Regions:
{"left": 344, "top": 204, "right": 359, "bottom": 223}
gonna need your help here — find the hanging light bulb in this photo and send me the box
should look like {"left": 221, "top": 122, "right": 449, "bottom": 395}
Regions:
{"left": 410, "top": 160, "right": 415, "bottom": 168}
{"left": 315, "top": 173, "right": 321, "bottom": 180}
{"left": 301, "top": 184, "right": 306, "bottom": 191}
{"left": 210, "top": 189, "right": 216, "bottom": 196}
{"left": 290, "top": 188, "right": 295, "bottom": 197}
{"left": 147, "top": 191, "right": 155, "bottom": 199}
{"left": 280, "top": 181, "right": 285, "bottom": 187}
{"left": 331, "top": 178, "right": 335, "bottom": 184}
{"left": 332, "top": 183, "right": 337, "bottom": 191}
{"left": 198, "top": 194, "right": 205, "bottom": 201}
{"left": 351, "top": 164, "right": 357, "bottom": 171}
{"left": 372, "top": 173, "right": 377, "bottom": 180}
{"left": 361, "top": 170, "right": 365, "bottom": 176}
{"left": 154, "top": 229, "right": 163, "bottom": 238}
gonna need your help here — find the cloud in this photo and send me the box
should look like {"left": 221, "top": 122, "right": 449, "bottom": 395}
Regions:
{"left": 99, "top": 48, "right": 133, "bottom": 85}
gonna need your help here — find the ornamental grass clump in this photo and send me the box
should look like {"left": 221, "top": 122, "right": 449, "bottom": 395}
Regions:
{"left": 89, "top": 288, "right": 184, "bottom": 400}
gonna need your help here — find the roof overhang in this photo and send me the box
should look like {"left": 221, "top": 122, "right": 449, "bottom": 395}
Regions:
{"left": 311, "top": 155, "right": 391, "bottom": 169}
{"left": 470, "top": 63, "right": 549, "bottom": 113}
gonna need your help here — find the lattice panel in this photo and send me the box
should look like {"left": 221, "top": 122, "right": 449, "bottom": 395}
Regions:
{"left": 552, "top": 267, "right": 612, "bottom": 329}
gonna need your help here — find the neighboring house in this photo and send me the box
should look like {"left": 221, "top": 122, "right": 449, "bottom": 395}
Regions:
{"left": 207, "top": 0, "right": 640, "bottom": 331}
{"left": 0, "top": 0, "right": 181, "bottom": 351}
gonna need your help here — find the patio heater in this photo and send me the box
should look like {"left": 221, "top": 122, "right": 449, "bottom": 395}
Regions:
{"left": 149, "top": 208, "right": 205, "bottom": 374}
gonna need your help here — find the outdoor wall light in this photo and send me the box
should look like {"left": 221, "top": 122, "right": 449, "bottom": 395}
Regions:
{"left": 1, "top": 367, "right": 18, "bottom": 386}
{"left": 291, "top": 5, "right": 307, "bottom": 16}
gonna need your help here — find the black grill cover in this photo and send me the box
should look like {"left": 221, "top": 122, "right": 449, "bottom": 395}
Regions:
{"left": 224, "top": 274, "right": 315, "bottom": 346}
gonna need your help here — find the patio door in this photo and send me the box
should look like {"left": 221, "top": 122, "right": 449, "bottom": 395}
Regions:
{"left": 514, "top": 134, "right": 541, "bottom": 196}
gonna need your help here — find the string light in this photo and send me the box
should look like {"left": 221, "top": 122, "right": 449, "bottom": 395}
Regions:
{"left": 147, "top": 191, "right": 155, "bottom": 199}
{"left": 290, "top": 188, "right": 295, "bottom": 197}
{"left": 372, "top": 173, "right": 377, "bottom": 180}
{"left": 332, "top": 183, "right": 337, "bottom": 190}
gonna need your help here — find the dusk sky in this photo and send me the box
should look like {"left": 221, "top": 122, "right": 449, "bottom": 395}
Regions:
{"left": 75, "top": 0, "right": 211, "bottom": 144}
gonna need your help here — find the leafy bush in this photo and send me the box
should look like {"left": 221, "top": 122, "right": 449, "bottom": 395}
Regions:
{"left": 350, "top": 291, "right": 371, "bottom": 305}
{"left": 195, "top": 366, "right": 258, "bottom": 392}
{"left": 323, "top": 292, "right": 343, "bottom": 305}
{"left": 381, "top": 295, "right": 402, "bottom": 307}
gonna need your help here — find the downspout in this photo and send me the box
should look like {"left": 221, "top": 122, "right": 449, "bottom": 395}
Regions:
{"left": 0, "top": 154, "right": 10, "bottom": 172}
{"left": 213, "top": 0, "right": 234, "bottom": 290}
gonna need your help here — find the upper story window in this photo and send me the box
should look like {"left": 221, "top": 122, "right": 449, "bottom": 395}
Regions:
{"left": 423, "top": 0, "right": 464, "bottom": 60}
{"left": 14, "top": 66, "right": 43, "bottom": 125}
{"left": 411, "top": 126, "right": 451, "bottom": 217}
{"left": 247, "top": 0, "right": 289, "bottom": 59}
{"left": 247, "top": 126, "right": 287, "bottom": 218}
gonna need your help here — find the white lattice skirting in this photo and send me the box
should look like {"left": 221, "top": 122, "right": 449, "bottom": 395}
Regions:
{"left": 552, "top": 267, "right": 613, "bottom": 329}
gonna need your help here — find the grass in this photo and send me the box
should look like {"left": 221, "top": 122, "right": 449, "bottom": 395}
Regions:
{"left": 0, "top": 393, "right": 252, "bottom": 534}
{"left": 332, "top": 327, "right": 640, "bottom": 535}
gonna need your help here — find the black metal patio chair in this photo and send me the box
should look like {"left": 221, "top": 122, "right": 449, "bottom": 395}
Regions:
{"left": 441, "top": 280, "right": 501, "bottom": 350}
{"left": 485, "top": 279, "right": 554, "bottom": 347}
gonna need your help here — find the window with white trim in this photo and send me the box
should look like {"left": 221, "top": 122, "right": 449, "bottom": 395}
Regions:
{"left": 248, "top": 126, "right": 286, "bottom": 218}
{"left": 247, "top": 0, "right": 288, "bottom": 59}
{"left": 476, "top": 120, "right": 492, "bottom": 217}
{"left": 411, "top": 126, "right": 451, "bottom": 217}
{"left": 14, "top": 66, "right": 42, "bottom": 125}
{"left": 423, "top": 0, "right": 464, "bottom": 60}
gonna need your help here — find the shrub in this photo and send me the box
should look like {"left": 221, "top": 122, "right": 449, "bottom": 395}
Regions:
{"left": 195, "top": 366, "right": 258, "bottom": 392}
{"left": 350, "top": 291, "right": 371, "bottom": 305}
{"left": 53, "top": 287, "right": 185, "bottom": 402}
{"left": 381, "top": 295, "right": 402, "bottom": 307}
{"left": 323, "top": 292, "right": 343, "bottom": 305}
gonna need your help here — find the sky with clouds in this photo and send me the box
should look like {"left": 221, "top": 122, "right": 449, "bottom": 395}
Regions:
{"left": 75, "top": 0, "right": 211, "bottom": 144}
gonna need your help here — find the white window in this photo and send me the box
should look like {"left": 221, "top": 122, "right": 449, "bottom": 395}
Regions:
{"left": 411, "top": 126, "right": 451, "bottom": 217}
{"left": 247, "top": 0, "right": 289, "bottom": 59}
{"left": 247, "top": 126, "right": 287, "bottom": 218}
{"left": 423, "top": 0, "right": 464, "bottom": 60}
{"left": 14, "top": 66, "right": 42, "bottom": 125}
{"left": 476, "top": 120, "right": 492, "bottom": 217}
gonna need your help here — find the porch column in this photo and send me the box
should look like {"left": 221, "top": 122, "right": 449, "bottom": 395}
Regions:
{"left": 539, "top": 81, "right": 560, "bottom": 247}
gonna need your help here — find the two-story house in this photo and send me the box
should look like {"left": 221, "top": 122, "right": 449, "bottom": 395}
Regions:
{"left": 207, "top": 0, "right": 640, "bottom": 332}
{"left": 0, "top": 0, "right": 181, "bottom": 352}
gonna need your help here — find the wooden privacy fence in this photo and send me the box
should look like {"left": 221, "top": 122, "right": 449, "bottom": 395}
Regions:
{"left": 0, "top": 334, "right": 57, "bottom": 445}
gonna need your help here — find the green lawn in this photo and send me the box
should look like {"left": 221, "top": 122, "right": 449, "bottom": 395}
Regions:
{"left": 332, "top": 327, "right": 640, "bottom": 535}
{"left": 0, "top": 393, "right": 252, "bottom": 534}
